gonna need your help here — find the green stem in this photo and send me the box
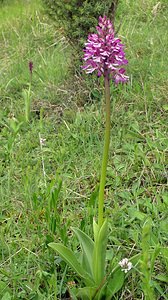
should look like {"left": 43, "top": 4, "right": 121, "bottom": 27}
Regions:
{"left": 98, "top": 74, "right": 111, "bottom": 228}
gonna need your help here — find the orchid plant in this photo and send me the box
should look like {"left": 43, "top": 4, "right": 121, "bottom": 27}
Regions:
{"left": 49, "top": 16, "right": 134, "bottom": 299}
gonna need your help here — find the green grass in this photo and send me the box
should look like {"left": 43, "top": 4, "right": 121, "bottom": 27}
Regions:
{"left": 0, "top": 0, "right": 168, "bottom": 299}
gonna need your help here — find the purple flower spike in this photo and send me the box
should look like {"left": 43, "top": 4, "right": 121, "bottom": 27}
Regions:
{"left": 29, "top": 61, "right": 33, "bottom": 75}
{"left": 82, "top": 16, "right": 129, "bottom": 84}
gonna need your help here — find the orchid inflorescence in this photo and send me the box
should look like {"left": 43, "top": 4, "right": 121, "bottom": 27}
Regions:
{"left": 29, "top": 61, "right": 33, "bottom": 75}
{"left": 82, "top": 16, "right": 129, "bottom": 83}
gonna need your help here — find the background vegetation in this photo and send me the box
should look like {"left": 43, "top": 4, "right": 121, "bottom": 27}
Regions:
{"left": 0, "top": 0, "right": 168, "bottom": 299}
{"left": 42, "top": 0, "right": 119, "bottom": 50}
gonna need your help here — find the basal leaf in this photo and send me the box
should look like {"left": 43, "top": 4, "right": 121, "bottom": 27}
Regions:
{"left": 76, "top": 286, "right": 97, "bottom": 300}
{"left": 106, "top": 268, "right": 125, "bottom": 299}
{"left": 49, "top": 242, "right": 92, "bottom": 284}
{"left": 93, "top": 218, "right": 108, "bottom": 285}
{"left": 72, "top": 227, "right": 94, "bottom": 277}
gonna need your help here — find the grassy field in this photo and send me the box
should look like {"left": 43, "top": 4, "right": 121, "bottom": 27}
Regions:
{"left": 0, "top": 0, "right": 168, "bottom": 299}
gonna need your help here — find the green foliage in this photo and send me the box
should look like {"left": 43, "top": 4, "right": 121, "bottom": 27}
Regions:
{"left": 49, "top": 243, "right": 93, "bottom": 283}
{"left": 72, "top": 227, "right": 94, "bottom": 276}
{"left": 92, "top": 219, "right": 108, "bottom": 285}
{"left": 22, "top": 84, "right": 32, "bottom": 122}
{"left": 43, "top": 0, "right": 118, "bottom": 50}
{"left": 49, "top": 219, "right": 127, "bottom": 299}
{"left": 140, "top": 219, "right": 156, "bottom": 300}
{"left": 105, "top": 268, "right": 125, "bottom": 299}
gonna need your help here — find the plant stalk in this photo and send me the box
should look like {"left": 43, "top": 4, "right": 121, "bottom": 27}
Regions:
{"left": 98, "top": 73, "right": 111, "bottom": 228}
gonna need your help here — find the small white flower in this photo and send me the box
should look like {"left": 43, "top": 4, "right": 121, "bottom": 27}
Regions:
{"left": 40, "top": 138, "right": 46, "bottom": 146}
{"left": 119, "top": 258, "right": 133, "bottom": 273}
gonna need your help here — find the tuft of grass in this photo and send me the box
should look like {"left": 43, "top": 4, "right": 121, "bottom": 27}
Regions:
{"left": 0, "top": 0, "right": 70, "bottom": 110}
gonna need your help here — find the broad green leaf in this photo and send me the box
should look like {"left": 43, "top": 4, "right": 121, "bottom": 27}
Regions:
{"left": 1, "top": 292, "right": 11, "bottom": 300}
{"left": 49, "top": 243, "right": 92, "bottom": 284}
{"left": 72, "top": 227, "right": 94, "bottom": 277}
{"left": 106, "top": 268, "right": 125, "bottom": 299}
{"left": 76, "top": 286, "right": 97, "bottom": 300}
{"left": 93, "top": 218, "right": 108, "bottom": 285}
{"left": 128, "top": 208, "right": 146, "bottom": 221}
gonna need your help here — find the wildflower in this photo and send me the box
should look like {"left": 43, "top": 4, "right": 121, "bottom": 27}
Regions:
{"left": 82, "top": 16, "right": 129, "bottom": 83}
{"left": 29, "top": 61, "right": 33, "bottom": 75}
{"left": 39, "top": 137, "right": 46, "bottom": 146}
{"left": 119, "top": 258, "right": 133, "bottom": 273}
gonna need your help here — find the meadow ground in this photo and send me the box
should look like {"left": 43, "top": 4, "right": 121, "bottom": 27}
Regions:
{"left": 0, "top": 0, "right": 168, "bottom": 299}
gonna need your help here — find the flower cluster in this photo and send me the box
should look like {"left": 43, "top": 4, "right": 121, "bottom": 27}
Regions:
{"left": 119, "top": 258, "right": 133, "bottom": 273}
{"left": 29, "top": 61, "right": 33, "bottom": 75}
{"left": 82, "top": 16, "right": 129, "bottom": 84}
